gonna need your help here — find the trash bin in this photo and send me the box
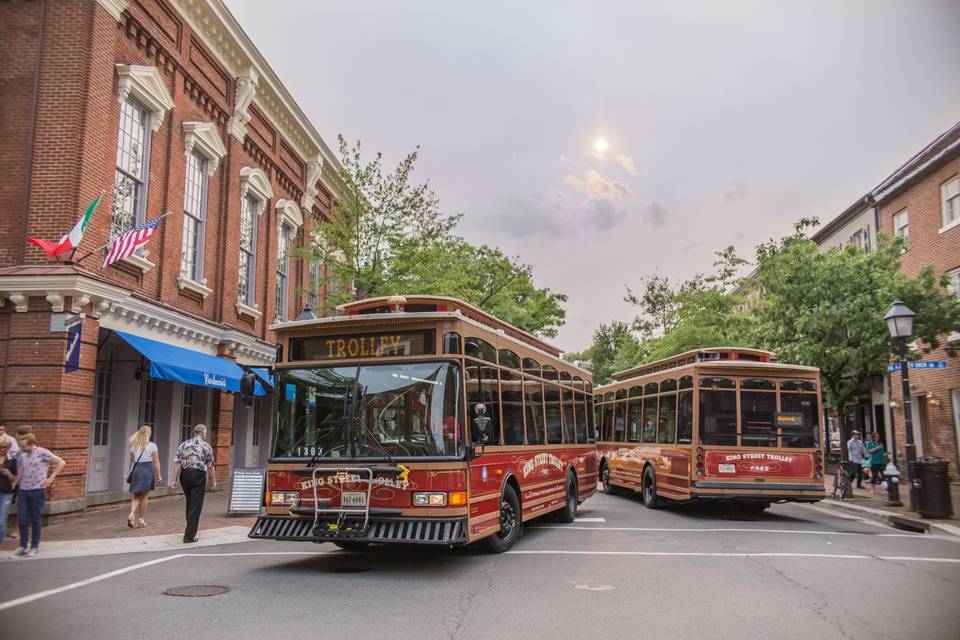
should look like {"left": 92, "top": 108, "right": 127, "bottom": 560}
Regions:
{"left": 912, "top": 458, "right": 953, "bottom": 519}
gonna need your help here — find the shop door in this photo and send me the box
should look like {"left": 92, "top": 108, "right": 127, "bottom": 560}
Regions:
{"left": 87, "top": 357, "right": 114, "bottom": 492}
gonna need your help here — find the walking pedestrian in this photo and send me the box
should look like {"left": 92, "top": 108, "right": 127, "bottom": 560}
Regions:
{"left": 846, "top": 430, "right": 866, "bottom": 489}
{"left": 10, "top": 432, "right": 65, "bottom": 558}
{"left": 0, "top": 424, "right": 18, "bottom": 459}
{"left": 865, "top": 432, "right": 887, "bottom": 495}
{"left": 0, "top": 436, "right": 17, "bottom": 542}
{"left": 170, "top": 424, "right": 216, "bottom": 544}
{"left": 126, "top": 425, "right": 162, "bottom": 529}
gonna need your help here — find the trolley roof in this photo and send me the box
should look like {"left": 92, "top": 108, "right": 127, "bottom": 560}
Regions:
{"left": 270, "top": 295, "right": 564, "bottom": 359}
{"left": 610, "top": 347, "right": 777, "bottom": 382}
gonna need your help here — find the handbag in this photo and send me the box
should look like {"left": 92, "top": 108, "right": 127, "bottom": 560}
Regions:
{"left": 126, "top": 447, "right": 145, "bottom": 484}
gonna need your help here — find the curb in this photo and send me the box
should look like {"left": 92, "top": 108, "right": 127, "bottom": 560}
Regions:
{"left": 0, "top": 525, "right": 253, "bottom": 560}
{"left": 818, "top": 499, "right": 960, "bottom": 538}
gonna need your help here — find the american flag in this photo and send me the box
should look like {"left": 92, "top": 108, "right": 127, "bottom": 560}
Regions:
{"left": 103, "top": 217, "right": 163, "bottom": 268}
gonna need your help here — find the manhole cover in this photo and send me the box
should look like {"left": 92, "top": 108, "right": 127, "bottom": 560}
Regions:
{"left": 574, "top": 582, "right": 616, "bottom": 592}
{"left": 163, "top": 585, "right": 230, "bottom": 597}
{"left": 326, "top": 565, "right": 371, "bottom": 573}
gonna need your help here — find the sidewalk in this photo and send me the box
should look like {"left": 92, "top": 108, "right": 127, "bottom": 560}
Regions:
{"left": 819, "top": 482, "right": 960, "bottom": 538}
{"left": 1, "top": 490, "right": 257, "bottom": 557}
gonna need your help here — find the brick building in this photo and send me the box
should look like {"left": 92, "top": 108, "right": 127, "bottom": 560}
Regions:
{"left": 0, "top": 0, "right": 341, "bottom": 515}
{"left": 812, "top": 121, "right": 960, "bottom": 475}
{"left": 873, "top": 123, "right": 960, "bottom": 473}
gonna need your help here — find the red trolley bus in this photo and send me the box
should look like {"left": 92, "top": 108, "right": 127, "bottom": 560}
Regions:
{"left": 596, "top": 348, "right": 825, "bottom": 510}
{"left": 249, "top": 295, "right": 597, "bottom": 552}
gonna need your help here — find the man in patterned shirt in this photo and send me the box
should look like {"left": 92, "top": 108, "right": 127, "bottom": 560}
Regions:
{"left": 171, "top": 424, "right": 216, "bottom": 543}
{"left": 10, "top": 432, "right": 65, "bottom": 558}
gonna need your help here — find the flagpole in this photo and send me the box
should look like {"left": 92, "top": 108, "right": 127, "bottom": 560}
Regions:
{"left": 74, "top": 211, "right": 171, "bottom": 265}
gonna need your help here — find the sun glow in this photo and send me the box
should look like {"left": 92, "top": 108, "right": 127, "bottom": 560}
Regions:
{"left": 593, "top": 137, "right": 610, "bottom": 153}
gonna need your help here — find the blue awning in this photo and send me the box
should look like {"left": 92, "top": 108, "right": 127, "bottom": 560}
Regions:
{"left": 252, "top": 367, "right": 274, "bottom": 389}
{"left": 114, "top": 331, "right": 267, "bottom": 396}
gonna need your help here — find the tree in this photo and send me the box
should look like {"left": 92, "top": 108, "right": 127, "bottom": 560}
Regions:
{"left": 749, "top": 219, "right": 960, "bottom": 421}
{"left": 564, "top": 321, "right": 643, "bottom": 385}
{"left": 306, "top": 137, "right": 567, "bottom": 337}
{"left": 622, "top": 245, "right": 751, "bottom": 363}
{"left": 393, "top": 239, "right": 567, "bottom": 337}
{"left": 308, "top": 136, "right": 460, "bottom": 303}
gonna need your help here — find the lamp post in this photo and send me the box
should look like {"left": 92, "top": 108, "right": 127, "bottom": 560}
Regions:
{"left": 884, "top": 299, "right": 917, "bottom": 510}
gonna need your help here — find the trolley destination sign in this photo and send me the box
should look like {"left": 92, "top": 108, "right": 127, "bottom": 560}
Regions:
{"left": 289, "top": 330, "right": 436, "bottom": 361}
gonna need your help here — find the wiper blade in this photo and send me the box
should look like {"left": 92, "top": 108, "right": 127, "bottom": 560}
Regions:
{"left": 304, "top": 416, "right": 351, "bottom": 468}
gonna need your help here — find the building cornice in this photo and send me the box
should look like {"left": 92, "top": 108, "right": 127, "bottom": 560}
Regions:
{"left": 168, "top": 0, "right": 341, "bottom": 194}
{"left": 0, "top": 271, "right": 274, "bottom": 364}
{"left": 95, "top": 0, "right": 128, "bottom": 22}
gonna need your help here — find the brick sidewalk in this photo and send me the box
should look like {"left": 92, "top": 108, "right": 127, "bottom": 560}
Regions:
{"left": 1, "top": 489, "right": 255, "bottom": 550}
{"left": 840, "top": 481, "right": 959, "bottom": 520}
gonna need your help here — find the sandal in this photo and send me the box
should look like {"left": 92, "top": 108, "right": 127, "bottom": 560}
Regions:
{"left": 137, "top": 519, "right": 146, "bottom": 529}
{"left": 127, "top": 514, "right": 135, "bottom": 528}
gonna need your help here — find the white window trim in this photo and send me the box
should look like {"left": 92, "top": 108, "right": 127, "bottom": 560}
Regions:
{"left": 116, "top": 65, "right": 174, "bottom": 131}
{"left": 180, "top": 151, "right": 209, "bottom": 283}
{"left": 237, "top": 192, "right": 262, "bottom": 308}
{"left": 182, "top": 122, "right": 227, "bottom": 175}
{"left": 941, "top": 176, "right": 960, "bottom": 233}
{"left": 236, "top": 300, "right": 263, "bottom": 320}
{"left": 177, "top": 274, "right": 213, "bottom": 298}
{"left": 275, "top": 223, "right": 293, "bottom": 321}
{"left": 120, "top": 253, "right": 156, "bottom": 274}
{"left": 276, "top": 199, "right": 303, "bottom": 231}
{"left": 240, "top": 167, "right": 273, "bottom": 202}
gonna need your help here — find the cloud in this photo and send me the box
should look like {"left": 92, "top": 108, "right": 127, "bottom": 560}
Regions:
{"left": 583, "top": 200, "right": 627, "bottom": 232}
{"left": 564, "top": 169, "right": 630, "bottom": 200}
{"left": 723, "top": 181, "right": 748, "bottom": 203}
{"left": 478, "top": 194, "right": 563, "bottom": 238}
{"left": 644, "top": 201, "right": 669, "bottom": 227}
{"left": 615, "top": 153, "right": 639, "bottom": 176}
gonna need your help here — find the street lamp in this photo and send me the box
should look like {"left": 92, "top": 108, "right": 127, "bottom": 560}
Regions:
{"left": 884, "top": 299, "right": 917, "bottom": 509}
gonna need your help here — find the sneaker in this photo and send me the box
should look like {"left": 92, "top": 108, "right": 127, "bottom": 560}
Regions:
{"left": 24, "top": 548, "right": 38, "bottom": 558}
{"left": 9, "top": 546, "right": 27, "bottom": 558}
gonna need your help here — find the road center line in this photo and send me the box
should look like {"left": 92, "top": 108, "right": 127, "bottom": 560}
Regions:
{"left": 506, "top": 550, "right": 960, "bottom": 563}
{"left": 530, "top": 525, "right": 922, "bottom": 537}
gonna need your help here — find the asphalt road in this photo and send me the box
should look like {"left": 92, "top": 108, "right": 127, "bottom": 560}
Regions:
{"left": 2, "top": 492, "right": 958, "bottom": 640}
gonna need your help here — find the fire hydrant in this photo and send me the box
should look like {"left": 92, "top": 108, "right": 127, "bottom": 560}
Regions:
{"left": 883, "top": 462, "right": 902, "bottom": 507}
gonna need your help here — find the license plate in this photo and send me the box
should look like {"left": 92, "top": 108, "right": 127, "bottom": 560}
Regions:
{"left": 718, "top": 464, "right": 736, "bottom": 474}
{"left": 342, "top": 492, "right": 366, "bottom": 507}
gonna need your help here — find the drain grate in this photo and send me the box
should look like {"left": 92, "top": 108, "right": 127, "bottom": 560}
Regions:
{"left": 163, "top": 585, "right": 230, "bottom": 597}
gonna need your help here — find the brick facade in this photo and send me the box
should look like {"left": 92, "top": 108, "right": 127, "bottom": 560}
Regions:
{"left": 0, "top": 0, "right": 341, "bottom": 514}
{"left": 877, "top": 148, "right": 960, "bottom": 475}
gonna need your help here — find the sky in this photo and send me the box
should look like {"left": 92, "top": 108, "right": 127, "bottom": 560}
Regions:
{"left": 226, "top": 0, "right": 960, "bottom": 353}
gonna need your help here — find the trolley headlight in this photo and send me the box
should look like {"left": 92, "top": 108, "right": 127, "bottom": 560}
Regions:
{"left": 412, "top": 492, "right": 447, "bottom": 507}
{"left": 270, "top": 491, "right": 300, "bottom": 505}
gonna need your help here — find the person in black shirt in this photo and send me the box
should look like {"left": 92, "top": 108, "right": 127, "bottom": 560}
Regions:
{"left": 0, "top": 437, "right": 17, "bottom": 541}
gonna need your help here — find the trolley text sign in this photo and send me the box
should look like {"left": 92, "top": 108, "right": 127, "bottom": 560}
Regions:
{"left": 289, "top": 330, "right": 435, "bottom": 361}
{"left": 775, "top": 412, "right": 804, "bottom": 428}
{"left": 705, "top": 451, "right": 814, "bottom": 478}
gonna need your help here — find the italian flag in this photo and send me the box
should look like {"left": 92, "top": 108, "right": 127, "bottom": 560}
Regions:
{"left": 26, "top": 194, "right": 102, "bottom": 258}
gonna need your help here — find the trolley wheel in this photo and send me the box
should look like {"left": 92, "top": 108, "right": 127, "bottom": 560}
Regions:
{"left": 332, "top": 541, "right": 370, "bottom": 551}
{"left": 601, "top": 462, "right": 620, "bottom": 495}
{"left": 483, "top": 485, "right": 521, "bottom": 553}
{"left": 555, "top": 471, "right": 578, "bottom": 523}
{"left": 642, "top": 466, "right": 662, "bottom": 509}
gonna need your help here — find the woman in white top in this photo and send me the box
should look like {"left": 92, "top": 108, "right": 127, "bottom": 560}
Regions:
{"left": 127, "top": 425, "right": 162, "bottom": 528}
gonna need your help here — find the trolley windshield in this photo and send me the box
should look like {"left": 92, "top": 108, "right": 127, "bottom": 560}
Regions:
{"left": 272, "top": 361, "right": 464, "bottom": 460}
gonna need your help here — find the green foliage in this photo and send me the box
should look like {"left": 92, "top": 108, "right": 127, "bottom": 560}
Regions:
{"left": 749, "top": 219, "right": 960, "bottom": 414}
{"left": 564, "top": 321, "right": 642, "bottom": 385}
{"left": 305, "top": 136, "right": 566, "bottom": 337}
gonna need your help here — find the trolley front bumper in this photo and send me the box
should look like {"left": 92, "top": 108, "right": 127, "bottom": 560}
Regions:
{"left": 248, "top": 515, "right": 469, "bottom": 545}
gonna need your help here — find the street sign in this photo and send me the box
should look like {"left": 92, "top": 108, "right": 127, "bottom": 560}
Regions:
{"left": 887, "top": 361, "right": 948, "bottom": 372}
{"left": 64, "top": 314, "right": 83, "bottom": 373}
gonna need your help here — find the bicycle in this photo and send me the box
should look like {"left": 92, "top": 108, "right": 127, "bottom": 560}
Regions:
{"left": 831, "top": 461, "right": 852, "bottom": 500}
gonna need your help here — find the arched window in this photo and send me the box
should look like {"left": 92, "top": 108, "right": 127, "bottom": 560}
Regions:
{"left": 464, "top": 336, "right": 496, "bottom": 362}
{"left": 443, "top": 332, "right": 462, "bottom": 354}
{"left": 660, "top": 378, "right": 677, "bottom": 392}
{"left": 522, "top": 358, "right": 541, "bottom": 378}
{"left": 628, "top": 385, "right": 642, "bottom": 397}
{"left": 498, "top": 349, "right": 520, "bottom": 370}
{"left": 542, "top": 365, "right": 560, "bottom": 382}
{"left": 644, "top": 382, "right": 659, "bottom": 396}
